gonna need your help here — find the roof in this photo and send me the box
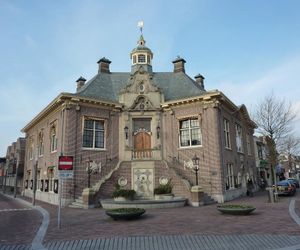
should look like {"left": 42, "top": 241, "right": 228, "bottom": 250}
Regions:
{"left": 77, "top": 71, "right": 205, "bottom": 102}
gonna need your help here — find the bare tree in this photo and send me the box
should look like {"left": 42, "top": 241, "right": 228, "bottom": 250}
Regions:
{"left": 253, "top": 92, "right": 296, "bottom": 184}
{"left": 279, "top": 135, "right": 300, "bottom": 172}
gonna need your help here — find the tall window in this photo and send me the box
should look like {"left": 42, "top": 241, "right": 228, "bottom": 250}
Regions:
{"left": 50, "top": 125, "right": 57, "bottom": 152}
{"left": 223, "top": 119, "right": 231, "bottom": 149}
{"left": 82, "top": 119, "right": 105, "bottom": 149}
{"left": 235, "top": 124, "right": 243, "bottom": 153}
{"left": 257, "top": 144, "right": 263, "bottom": 159}
{"left": 138, "top": 54, "right": 146, "bottom": 63}
{"left": 246, "top": 133, "right": 251, "bottom": 155}
{"left": 29, "top": 139, "right": 34, "bottom": 160}
{"left": 38, "top": 132, "right": 44, "bottom": 156}
{"left": 37, "top": 170, "right": 41, "bottom": 190}
{"left": 226, "top": 163, "right": 234, "bottom": 190}
{"left": 179, "top": 118, "right": 201, "bottom": 147}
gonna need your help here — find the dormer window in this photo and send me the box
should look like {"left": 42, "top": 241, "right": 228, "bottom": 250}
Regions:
{"left": 138, "top": 54, "right": 146, "bottom": 63}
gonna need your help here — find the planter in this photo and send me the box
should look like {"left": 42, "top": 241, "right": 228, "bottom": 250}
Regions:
{"left": 217, "top": 204, "right": 256, "bottom": 215}
{"left": 154, "top": 194, "right": 174, "bottom": 200}
{"left": 105, "top": 208, "right": 145, "bottom": 220}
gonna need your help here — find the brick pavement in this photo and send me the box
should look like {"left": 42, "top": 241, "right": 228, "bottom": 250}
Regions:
{"left": 0, "top": 193, "right": 42, "bottom": 245}
{"left": 2, "top": 190, "right": 300, "bottom": 249}
{"left": 18, "top": 190, "right": 300, "bottom": 243}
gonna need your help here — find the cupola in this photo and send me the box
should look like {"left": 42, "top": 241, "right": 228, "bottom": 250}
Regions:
{"left": 130, "top": 22, "right": 153, "bottom": 73}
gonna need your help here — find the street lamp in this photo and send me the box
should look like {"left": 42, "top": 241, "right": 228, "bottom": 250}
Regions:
{"left": 156, "top": 125, "right": 160, "bottom": 139}
{"left": 86, "top": 160, "right": 93, "bottom": 188}
{"left": 192, "top": 154, "right": 200, "bottom": 186}
{"left": 124, "top": 126, "right": 129, "bottom": 140}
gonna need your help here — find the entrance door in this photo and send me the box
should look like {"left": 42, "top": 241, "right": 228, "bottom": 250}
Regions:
{"left": 133, "top": 130, "right": 151, "bottom": 158}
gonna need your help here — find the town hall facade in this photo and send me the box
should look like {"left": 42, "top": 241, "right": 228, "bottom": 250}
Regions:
{"left": 22, "top": 32, "right": 257, "bottom": 207}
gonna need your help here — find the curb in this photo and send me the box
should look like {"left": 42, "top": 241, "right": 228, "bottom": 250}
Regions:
{"left": 274, "top": 199, "right": 300, "bottom": 250}
{"left": 1, "top": 193, "right": 49, "bottom": 250}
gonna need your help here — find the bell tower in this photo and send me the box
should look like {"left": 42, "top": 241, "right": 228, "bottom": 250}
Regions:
{"left": 130, "top": 21, "right": 153, "bottom": 73}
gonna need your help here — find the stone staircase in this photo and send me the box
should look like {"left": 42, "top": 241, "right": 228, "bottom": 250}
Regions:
{"left": 69, "top": 159, "right": 216, "bottom": 208}
{"left": 164, "top": 160, "right": 217, "bottom": 206}
{"left": 69, "top": 160, "right": 121, "bottom": 209}
{"left": 69, "top": 196, "right": 84, "bottom": 208}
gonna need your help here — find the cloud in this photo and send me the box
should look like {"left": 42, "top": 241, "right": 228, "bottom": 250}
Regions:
{"left": 214, "top": 54, "right": 300, "bottom": 107}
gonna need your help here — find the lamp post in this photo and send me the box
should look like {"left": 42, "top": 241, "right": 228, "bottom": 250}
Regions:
{"left": 192, "top": 154, "right": 200, "bottom": 186}
{"left": 156, "top": 125, "right": 160, "bottom": 139}
{"left": 124, "top": 126, "right": 129, "bottom": 140}
{"left": 86, "top": 160, "right": 92, "bottom": 188}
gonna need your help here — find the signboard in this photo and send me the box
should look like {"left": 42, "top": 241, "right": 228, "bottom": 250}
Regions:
{"left": 58, "top": 156, "right": 73, "bottom": 171}
{"left": 58, "top": 156, "right": 74, "bottom": 179}
{"left": 58, "top": 171, "right": 73, "bottom": 179}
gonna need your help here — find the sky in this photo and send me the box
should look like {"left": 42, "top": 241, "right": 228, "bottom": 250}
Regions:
{"left": 1, "top": 0, "right": 300, "bottom": 156}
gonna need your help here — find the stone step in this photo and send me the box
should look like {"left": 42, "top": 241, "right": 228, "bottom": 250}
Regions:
{"left": 75, "top": 198, "right": 83, "bottom": 203}
{"left": 69, "top": 204, "right": 84, "bottom": 209}
{"left": 203, "top": 195, "right": 217, "bottom": 205}
{"left": 69, "top": 201, "right": 84, "bottom": 208}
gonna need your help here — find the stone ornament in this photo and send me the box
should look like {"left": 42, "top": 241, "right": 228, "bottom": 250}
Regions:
{"left": 159, "top": 176, "right": 169, "bottom": 185}
{"left": 118, "top": 177, "right": 128, "bottom": 187}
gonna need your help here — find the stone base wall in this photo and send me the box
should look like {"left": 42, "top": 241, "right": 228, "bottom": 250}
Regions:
{"left": 97, "top": 160, "right": 192, "bottom": 203}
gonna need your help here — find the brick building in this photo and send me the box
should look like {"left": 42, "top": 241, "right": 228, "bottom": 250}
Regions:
{"left": 22, "top": 32, "right": 257, "bottom": 206}
{"left": 1, "top": 138, "right": 26, "bottom": 193}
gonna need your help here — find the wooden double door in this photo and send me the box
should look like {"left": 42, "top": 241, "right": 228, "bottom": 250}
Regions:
{"left": 133, "top": 130, "right": 151, "bottom": 158}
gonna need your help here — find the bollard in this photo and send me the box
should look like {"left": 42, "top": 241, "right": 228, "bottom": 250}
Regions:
{"left": 266, "top": 187, "right": 274, "bottom": 203}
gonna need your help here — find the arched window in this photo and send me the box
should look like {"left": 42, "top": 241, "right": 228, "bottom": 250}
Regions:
{"left": 50, "top": 125, "right": 57, "bottom": 152}
{"left": 38, "top": 131, "right": 44, "bottom": 156}
{"left": 28, "top": 138, "right": 34, "bottom": 160}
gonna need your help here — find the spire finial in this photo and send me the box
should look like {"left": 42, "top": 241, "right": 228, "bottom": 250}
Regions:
{"left": 137, "top": 20, "right": 144, "bottom": 35}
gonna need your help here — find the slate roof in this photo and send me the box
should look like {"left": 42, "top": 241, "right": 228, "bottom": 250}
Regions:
{"left": 77, "top": 71, "right": 206, "bottom": 102}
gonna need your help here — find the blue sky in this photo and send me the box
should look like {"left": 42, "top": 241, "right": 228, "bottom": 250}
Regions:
{"left": 1, "top": 0, "right": 300, "bottom": 156}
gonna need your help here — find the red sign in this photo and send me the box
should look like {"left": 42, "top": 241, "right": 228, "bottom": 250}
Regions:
{"left": 58, "top": 156, "right": 73, "bottom": 171}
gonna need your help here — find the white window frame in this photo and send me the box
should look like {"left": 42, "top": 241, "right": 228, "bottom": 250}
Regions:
{"left": 226, "top": 163, "right": 235, "bottom": 190}
{"left": 38, "top": 132, "right": 44, "bottom": 157}
{"left": 82, "top": 118, "right": 106, "bottom": 150}
{"left": 223, "top": 119, "right": 231, "bottom": 149}
{"left": 179, "top": 118, "right": 202, "bottom": 148}
{"left": 138, "top": 54, "right": 146, "bottom": 64}
{"left": 29, "top": 142, "right": 34, "bottom": 160}
{"left": 50, "top": 125, "right": 58, "bottom": 153}
{"left": 235, "top": 123, "right": 243, "bottom": 153}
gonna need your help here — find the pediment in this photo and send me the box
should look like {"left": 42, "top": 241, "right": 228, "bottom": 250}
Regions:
{"left": 130, "top": 95, "right": 155, "bottom": 111}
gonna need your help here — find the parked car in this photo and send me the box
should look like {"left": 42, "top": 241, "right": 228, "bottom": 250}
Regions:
{"left": 287, "top": 178, "right": 300, "bottom": 188}
{"left": 273, "top": 180, "right": 296, "bottom": 196}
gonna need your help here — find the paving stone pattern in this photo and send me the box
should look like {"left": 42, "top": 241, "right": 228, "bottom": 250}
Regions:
{"left": 2, "top": 191, "right": 300, "bottom": 250}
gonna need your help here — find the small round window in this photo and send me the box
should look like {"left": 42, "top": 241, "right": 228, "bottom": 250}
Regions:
{"left": 139, "top": 84, "right": 145, "bottom": 92}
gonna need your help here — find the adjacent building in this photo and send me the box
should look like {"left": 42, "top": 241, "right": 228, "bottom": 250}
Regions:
{"left": 2, "top": 138, "right": 26, "bottom": 193}
{"left": 22, "top": 32, "right": 257, "bottom": 206}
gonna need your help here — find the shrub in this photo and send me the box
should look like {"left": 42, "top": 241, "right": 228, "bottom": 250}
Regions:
{"left": 217, "top": 204, "right": 254, "bottom": 209}
{"left": 112, "top": 185, "right": 136, "bottom": 200}
{"left": 154, "top": 180, "right": 173, "bottom": 195}
{"left": 106, "top": 208, "right": 144, "bottom": 213}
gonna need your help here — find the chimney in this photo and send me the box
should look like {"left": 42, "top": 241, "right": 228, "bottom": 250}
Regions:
{"left": 172, "top": 56, "right": 186, "bottom": 73}
{"left": 76, "top": 76, "right": 86, "bottom": 91}
{"left": 194, "top": 74, "right": 205, "bottom": 89}
{"left": 97, "top": 57, "right": 111, "bottom": 73}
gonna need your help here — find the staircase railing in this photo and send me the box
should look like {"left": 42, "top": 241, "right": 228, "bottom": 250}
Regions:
{"left": 66, "top": 157, "right": 118, "bottom": 199}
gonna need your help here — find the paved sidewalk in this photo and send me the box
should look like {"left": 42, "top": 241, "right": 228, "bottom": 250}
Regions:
{"left": 1, "top": 190, "right": 300, "bottom": 250}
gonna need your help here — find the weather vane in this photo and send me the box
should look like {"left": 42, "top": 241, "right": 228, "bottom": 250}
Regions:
{"left": 137, "top": 20, "right": 144, "bottom": 34}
